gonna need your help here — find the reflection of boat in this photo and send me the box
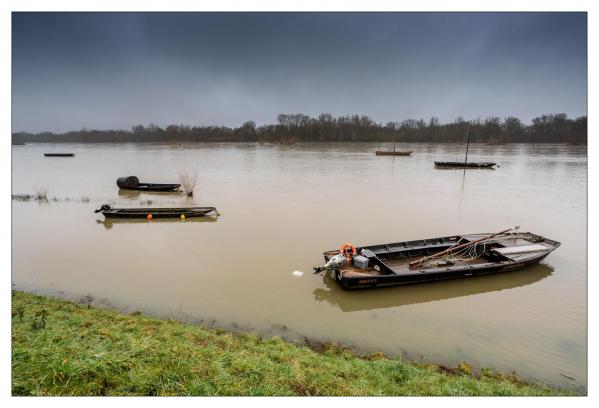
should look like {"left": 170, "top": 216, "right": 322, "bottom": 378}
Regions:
{"left": 117, "top": 176, "right": 180, "bottom": 192}
{"left": 94, "top": 204, "right": 219, "bottom": 218}
{"left": 313, "top": 263, "right": 553, "bottom": 312}
{"left": 315, "top": 229, "right": 560, "bottom": 290}
{"left": 44, "top": 153, "right": 74, "bottom": 157}
{"left": 96, "top": 216, "right": 218, "bottom": 229}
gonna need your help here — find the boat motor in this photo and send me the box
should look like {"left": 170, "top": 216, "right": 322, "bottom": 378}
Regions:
{"left": 313, "top": 253, "right": 346, "bottom": 275}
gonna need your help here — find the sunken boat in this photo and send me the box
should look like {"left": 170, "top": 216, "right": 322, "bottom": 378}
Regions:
{"left": 117, "top": 176, "right": 181, "bottom": 192}
{"left": 314, "top": 227, "right": 560, "bottom": 290}
{"left": 44, "top": 153, "right": 74, "bottom": 157}
{"left": 94, "top": 204, "right": 219, "bottom": 218}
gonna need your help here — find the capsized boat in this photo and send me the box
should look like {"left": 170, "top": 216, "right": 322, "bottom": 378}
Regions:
{"left": 94, "top": 204, "right": 219, "bottom": 218}
{"left": 116, "top": 176, "right": 181, "bottom": 192}
{"left": 314, "top": 227, "right": 560, "bottom": 290}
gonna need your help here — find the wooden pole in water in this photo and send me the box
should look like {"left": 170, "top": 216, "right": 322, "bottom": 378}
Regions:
{"left": 464, "top": 124, "right": 471, "bottom": 166}
{"left": 408, "top": 226, "right": 517, "bottom": 267}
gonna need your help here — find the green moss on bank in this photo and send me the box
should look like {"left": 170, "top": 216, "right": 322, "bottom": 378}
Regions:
{"left": 12, "top": 291, "right": 570, "bottom": 396}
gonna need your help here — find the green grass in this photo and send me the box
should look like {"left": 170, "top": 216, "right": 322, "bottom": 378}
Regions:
{"left": 12, "top": 291, "right": 571, "bottom": 396}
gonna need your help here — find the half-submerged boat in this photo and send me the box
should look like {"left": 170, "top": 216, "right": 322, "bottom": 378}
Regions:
{"left": 44, "top": 153, "right": 74, "bottom": 157}
{"left": 94, "top": 204, "right": 219, "bottom": 218}
{"left": 116, "top": 176, "right": 181, "bottom": 192}
{"left": 314, "top": 227, "right": 560, "bottom": 290}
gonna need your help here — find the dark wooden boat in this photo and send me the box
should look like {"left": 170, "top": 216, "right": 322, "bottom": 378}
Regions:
{"left": 116, "top": 176, "right": 180, "bottom": 192}
{"left": 435, "top": 161, "right": 496, "bottom": 168}
{"left": 435, "top": 125, "right": 496, "bottom": 169}
{"left": 44, "top": 153, "right": 74, "bottom": 157}
{"left": 375, "top": 150, "right": 413, "bottom": 156}
{"left": 94, "top": 204, "right": 219, "bottom": 218}
{"left": 315, "top": 229, "right": 560, "bottom": 290}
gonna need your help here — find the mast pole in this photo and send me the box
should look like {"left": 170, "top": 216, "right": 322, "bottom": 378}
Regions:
{"left": 464, "top": 124, "right": 471, "bottom": 166}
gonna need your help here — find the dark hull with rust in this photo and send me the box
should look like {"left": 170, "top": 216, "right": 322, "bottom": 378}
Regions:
{"left": 119, "top": 183, "right": 181, "bottom": 192}
{"left": 322, "top": 233, "right": 560, "bottom": 290}
{"left": 434, "top": 161, "right": 496, "bottom": 168}
{"left": 97, "top": 206, "right": 218, "bottom": 219}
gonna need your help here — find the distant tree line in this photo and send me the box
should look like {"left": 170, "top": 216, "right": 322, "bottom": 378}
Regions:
{"left": 12, "top": 113, "right": 587, "bottom": 144}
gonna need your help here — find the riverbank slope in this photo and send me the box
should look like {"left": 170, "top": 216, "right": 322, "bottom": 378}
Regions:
{"left": 11, "top": 291, "right": 571, "bottom": 396}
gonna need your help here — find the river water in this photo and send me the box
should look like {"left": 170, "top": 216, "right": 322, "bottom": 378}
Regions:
{"left": 11, "top": 142, "right": 587, "bottom": 391}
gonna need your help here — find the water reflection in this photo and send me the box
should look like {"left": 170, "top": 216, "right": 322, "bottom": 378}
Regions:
{"left": 313, "top": 264, "right": 553, "bottom": 312}
{"left": 96, "top": 216, "right": 218, "bottom": 229}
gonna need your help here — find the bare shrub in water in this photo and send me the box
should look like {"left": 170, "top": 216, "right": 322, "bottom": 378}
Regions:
{"left": 34, "top": 187, "right": 48, "bottom": 201}
{"left": 179, "top": 170, "right": 198, "bottom": 197}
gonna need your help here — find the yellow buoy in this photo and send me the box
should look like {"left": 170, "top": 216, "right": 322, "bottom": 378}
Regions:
{"left": 147, "top": 213, "right": 153, "bottom": 220}
{"left": 180, "top": 214, "right": 186, "bottom": 220}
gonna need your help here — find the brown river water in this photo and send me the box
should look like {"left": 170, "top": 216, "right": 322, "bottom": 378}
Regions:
{"left": 11, "top": 142, "right": 587, "bottom": 390}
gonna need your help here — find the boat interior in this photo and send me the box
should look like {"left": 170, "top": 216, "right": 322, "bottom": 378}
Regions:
{"left": 324, "top": 234, "right": 557, "bottom": 278}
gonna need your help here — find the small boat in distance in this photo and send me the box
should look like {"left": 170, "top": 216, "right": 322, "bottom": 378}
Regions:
{"left": 375, "top": 150, "right": 413, "bottom": 156}
{"left": 435, "top": 125, "right": 496, "bottom": 169}
{"left": 116, "top": 176, "right": 181, "bottom": 192}
{"left": 375, "top": 142, "right": 412, "bottom": 156}
{"left": 44, "top": 153, "right": 74, "bottom": 157}
{"left": 94, "top": 204, "right": 219, "bottom": 218}
{"left": 314, "top": 227, "right": 560, "bottom": 290}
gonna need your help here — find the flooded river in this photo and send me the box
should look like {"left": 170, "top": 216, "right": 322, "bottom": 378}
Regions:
{"left": 11, "top": 142, "right": 587, "bottom": 390}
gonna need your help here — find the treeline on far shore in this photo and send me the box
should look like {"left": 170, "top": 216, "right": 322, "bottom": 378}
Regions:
{"left": 12, "top": 113, "right": 587, "bottom": 144}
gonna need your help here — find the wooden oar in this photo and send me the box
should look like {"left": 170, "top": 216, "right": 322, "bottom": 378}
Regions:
{"left": 409, "top": 226, "right": 518, "bottom": 267}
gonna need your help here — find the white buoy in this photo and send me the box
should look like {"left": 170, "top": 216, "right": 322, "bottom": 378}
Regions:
{"left": 292, "top": 270, "right": 304, "bottom": 277}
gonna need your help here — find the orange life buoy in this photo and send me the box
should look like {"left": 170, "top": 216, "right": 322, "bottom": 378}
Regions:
{"left": 340, "top": 242, "right": 357, "bottom": 261}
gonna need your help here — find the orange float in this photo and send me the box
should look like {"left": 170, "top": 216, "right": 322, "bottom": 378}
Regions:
{"left": 339, "top": 242, "right": 357, "bottom": 261}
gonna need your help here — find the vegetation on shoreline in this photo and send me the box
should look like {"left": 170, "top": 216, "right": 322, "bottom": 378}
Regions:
{"left": 11, "top": 291, "right": 572, "bottom": 396}
{"left": 12, "top": 112, "right": 586, "bottom": 145}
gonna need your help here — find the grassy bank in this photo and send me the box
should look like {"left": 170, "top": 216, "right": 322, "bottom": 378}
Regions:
{"left": 12, "top": 291, "right": 570, "bottom": 396}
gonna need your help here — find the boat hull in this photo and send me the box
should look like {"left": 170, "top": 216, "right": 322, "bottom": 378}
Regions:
{"left": 97, "top": 206, "right": 218, "bottom": 218}
{"left": 44, "top": 153, "right": 74, "bottom": 157}
{"left": 322, "top": 233, "right": 560, "bottom": 290}
{"left": 118, "top": 183, "right": 181, "bottom": 192}
{"left": 375, "top": 151, "right": 413, "bottom": 156}
{"left": 434, "top": 161, "right": 496, "bottom": 168}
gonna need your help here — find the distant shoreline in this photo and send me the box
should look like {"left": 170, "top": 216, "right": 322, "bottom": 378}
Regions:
{"left": 12, "top": 113, "right": 587, "bottom": 145}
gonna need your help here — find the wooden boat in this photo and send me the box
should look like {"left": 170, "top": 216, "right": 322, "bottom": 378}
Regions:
{"left": 116, "top": 176, "right": 180, "bottom": 192}
{"left": 44, "top": 153, "right": 74, "bottom": 157}
{"left": 435, "top": 161, "right": 496, "bottom": 168}
{"left": 375, "top": 142, "right": 412, "bottom": 156}
{"left": 315, "top": 229, "right": 560, "bottom": 290}
{"left": 435, "top": 125, "right": 496, "bottom": 169}
{"left": 94, "top": 204, "right": 219, "bottom": 218}
{"left": 375, "top": 150, "right": 413, "bottom": 156}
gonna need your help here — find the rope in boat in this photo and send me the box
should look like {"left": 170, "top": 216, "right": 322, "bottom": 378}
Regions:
{"left": 411, "top": 228, "right": 540, "bottom": 268}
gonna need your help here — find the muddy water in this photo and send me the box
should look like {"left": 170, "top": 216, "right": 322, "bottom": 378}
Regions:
{"left": 11, "top": 142, "right": 586, "bottom": 390}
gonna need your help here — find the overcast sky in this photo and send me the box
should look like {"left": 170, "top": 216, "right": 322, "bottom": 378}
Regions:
{"left": 12, "top": 12, "right": 587, "bottom": 133}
